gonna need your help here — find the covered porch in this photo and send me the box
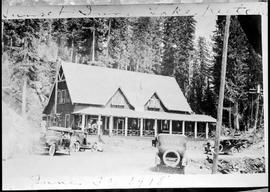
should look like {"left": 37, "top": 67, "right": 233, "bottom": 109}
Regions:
{"left": 72, "top": 107, "right": 216, "bottom": 139}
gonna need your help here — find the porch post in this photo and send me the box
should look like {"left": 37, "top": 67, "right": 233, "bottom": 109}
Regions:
{"left": 194, "top": 121, "right": 198, "bottom": 139}
{"left": 169, "top": 120, "right": 172, "bottom": 134}
{"left": 206, "top": 122, "right": 209, "bottom": 139}
{"left": 109, "top": 116, "right": 113, "bottom": 136}
{"left": 154, "top": 119, "right": 157, "bottom": 137}
{"left": 140, "top": 118, "right": 143, "bottom": 137}
{"left": 125, "top": 117, "right": 128, "bottom": 136}
{"left": 81, "top": 114, "right": 85, "bottom": 131}
{"left": 104, "top": 116, "right": 108, "bottom": 130}
{"left": 97, "top": 114, "right": 101, "bottom": 136}
{"left": 182, "top": 121, "right": 185, "bottom": 135}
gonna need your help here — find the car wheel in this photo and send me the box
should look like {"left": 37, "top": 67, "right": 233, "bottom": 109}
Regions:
{"left": 75, "top": 142, "right": 80, "bottom": 152}
{"left": 49, "top": 144, "right": 56, "bottom": 156}
{"left": 162, "top": 149, "right": 181, "bottom": 167}
{"left": 219, "top": 144, "right": 223, "bottom": 153}
{"left": 71, "top": 142, "right": 80, "bottom": 152}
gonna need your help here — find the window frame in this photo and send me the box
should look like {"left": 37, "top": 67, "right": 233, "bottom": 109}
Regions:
{"left": 147, "top": 97, "right": 160, "bottom": 110}
{"left": 65, "top": 114, "right": 70, "bottom": 128}
{"left": 57, "top": 90, "right": 62, "bottom": 104}
{"left": 62, "top": 89, "right": 66, "bottom": 104}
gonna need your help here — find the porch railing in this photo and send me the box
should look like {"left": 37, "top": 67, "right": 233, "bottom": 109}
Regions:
{"left": 112, "top": 129, "right": 125, "bottom": 136}
{"left": 127, "top": 129, "right": 140, "bottom": 136}
{"left": 87, "top": 128, "right": 97, "bottom": 135}
{"left": 143, "top": 130, "right": 154, "bottom": 136}
{"left": 185, "top": 131, "right": 194, "bottom": 137}
{"left": 197, "top": 132, "right": 206, "bottom": 138}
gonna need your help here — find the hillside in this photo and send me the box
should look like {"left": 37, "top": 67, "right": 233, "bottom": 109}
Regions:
{"left": 2, "top": 101, "right": 40, "bottom": 160}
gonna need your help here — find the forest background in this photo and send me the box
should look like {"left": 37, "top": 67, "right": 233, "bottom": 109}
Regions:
{"left": 2, "top": 16, "right": 264, "bottom": 134}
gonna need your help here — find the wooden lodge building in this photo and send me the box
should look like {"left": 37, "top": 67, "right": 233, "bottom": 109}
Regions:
{"left": 43, "top": 61, "right": 216, "bottom": 138}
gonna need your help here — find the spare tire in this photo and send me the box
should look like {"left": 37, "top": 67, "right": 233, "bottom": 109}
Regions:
{"left": 162, "top": 149, "right": 181, "bottom": 167}
{"left": 49, "top": 144, "right": 56, "bottom": 156}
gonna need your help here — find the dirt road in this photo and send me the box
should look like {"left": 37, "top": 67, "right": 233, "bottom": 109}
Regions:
{"left": 2, "top": 136, "right": 265, "bottom": 189}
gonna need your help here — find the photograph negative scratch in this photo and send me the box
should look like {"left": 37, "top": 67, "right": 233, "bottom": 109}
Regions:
{"left": 1, "top": 0, "right": 268, "bottom": 190}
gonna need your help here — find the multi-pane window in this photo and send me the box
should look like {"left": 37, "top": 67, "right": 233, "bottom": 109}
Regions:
{"left": 57, "top": 89, "right": 70, "bottom": 104}
{"left": 62, "top": 90, "right": 66, "bottom": 104}
{"left": 57, "top": 90, "right": 62, "bottom": 104}
{"left": 148, "top": 97, "right": 160, "bottom": 111}
{"left": 66, "top": 90, "right": 71, "bottom": 103}
{"left": 65, "top": 114, "right": 70, "bottom": 128}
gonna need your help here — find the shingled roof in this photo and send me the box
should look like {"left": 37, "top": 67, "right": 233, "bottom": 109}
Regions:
{"left": 61, "top": 62, "right": 192, "bottom": 113}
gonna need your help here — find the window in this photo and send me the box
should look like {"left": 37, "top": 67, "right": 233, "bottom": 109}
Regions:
{"left": 57, "top": 89, "right": 70, "bottom": 104}
{"left": 65, "top": 114, "right": 70, "bottom": 128}
{"left": 148, "top": 97, "right": 160, "bottom": 111}
{"left": 66, "top": 90, "right": 71, "bottom": 103}
{"left": 57, "top": 90, "right": 62, "bottom": 104}
{"left": 47, "top": 115, "right": 51, "bottom": 127}
{"left": 53, "top": 116, "right": 57, "bottom": 126}
{"left": 70, "top": 115, "right": 75, "bottom": 128}
{"left": 62, "top": 90, "right": 66, "bottom": 104}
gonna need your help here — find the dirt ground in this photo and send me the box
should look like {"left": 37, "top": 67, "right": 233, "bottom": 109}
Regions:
{"left": 2, "top": 135, "right": 266, "bottom": 189}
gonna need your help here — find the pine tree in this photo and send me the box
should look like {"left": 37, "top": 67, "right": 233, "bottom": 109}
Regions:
{"left": 212, "top": 16, "right": 262, "bottom": 131}
{"left": 161, "top": 16, "right": 196, "bottom": 95}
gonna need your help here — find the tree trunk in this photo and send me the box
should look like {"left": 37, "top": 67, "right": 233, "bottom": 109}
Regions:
{"left": 71, "top": 37, "right": 76, "bottom": 63}
{"left": 232, "top": 102, "right": 240, "bottom": 131}
{"left": 228, "top": 107, "right": 232, "bottom": 129}
{"left": 106, "top": 19, "right": 111, "bottom": 60}
{"left": 253, "top": 93, "right": 260, "bottom": 130}
{"left": 259, "top": 105, "right": 264, "bottom": 128}
{"left": 212, "top": 15, "right": 231, "bottom": 174}
{"left": 250, "top": 95, "right": 254, "bottom": 128}
{"left": 92, "top": 29, "right": 95, "bottom": 62}
{"left": 22, "top": 77, "right": 27, "bottom": 118}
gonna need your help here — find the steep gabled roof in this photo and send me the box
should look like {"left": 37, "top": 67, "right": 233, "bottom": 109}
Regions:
{"left": 61, "top": 61, "right": 192, "bottom": 113}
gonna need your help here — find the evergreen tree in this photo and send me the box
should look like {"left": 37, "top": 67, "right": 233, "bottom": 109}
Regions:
{"left": 212, "top": 16, "right": 262, "bottom": 131}
{"left": 161, "top": 16, "right": 196, "bottom": 95}
{"left": 188, "top": 37, "right": 215, "bottom": 115}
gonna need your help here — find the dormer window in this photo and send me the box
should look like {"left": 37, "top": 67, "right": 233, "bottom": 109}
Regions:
{"left": 111, "top": 91, "right": 125, "bottom": 108}
{"left": 145, "top": 92, "right": 166, "bottom": 112}
{"left": 148, "top": 98, "right": 160, "bottom": 111}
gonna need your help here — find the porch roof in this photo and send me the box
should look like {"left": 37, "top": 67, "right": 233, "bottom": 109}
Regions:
{"left": 73, "top": 107, "right": 216, "bottom": 123}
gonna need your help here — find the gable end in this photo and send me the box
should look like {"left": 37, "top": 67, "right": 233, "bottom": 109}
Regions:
{"left": 144, "top": 93, "right": 167, "bottom": 112}
{"left": 105, "top": 88, "right": 134, "bottom": 110}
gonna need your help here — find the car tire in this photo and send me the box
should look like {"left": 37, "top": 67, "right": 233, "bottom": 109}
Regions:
{"left": 49, "top": 144, "right": 56, "bottom": 156}
{"left": 71, "top": 141, "right": 80, "bottom": 152}
{"left": 162, "top": 149, "right": 181, "bottom": 167}
{"left": 219, "top": 144, "right": 223, "bottom": 153}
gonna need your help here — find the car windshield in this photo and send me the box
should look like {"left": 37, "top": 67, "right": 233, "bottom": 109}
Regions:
{"left": 46, "top": 130, "right": 62, "bottom": 137}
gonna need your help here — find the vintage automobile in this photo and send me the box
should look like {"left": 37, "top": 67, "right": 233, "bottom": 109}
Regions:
{"left": 37, "top": 126, "right": 73, "bottom": 156}
{"left": 204, "top": 136, "right": 251, "bottom": 155}
{"left": 152, "top": 134, "right": 188, "bottom": 173}
{"left": 70, "top": 130, "right": 92, "bottom": 152}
